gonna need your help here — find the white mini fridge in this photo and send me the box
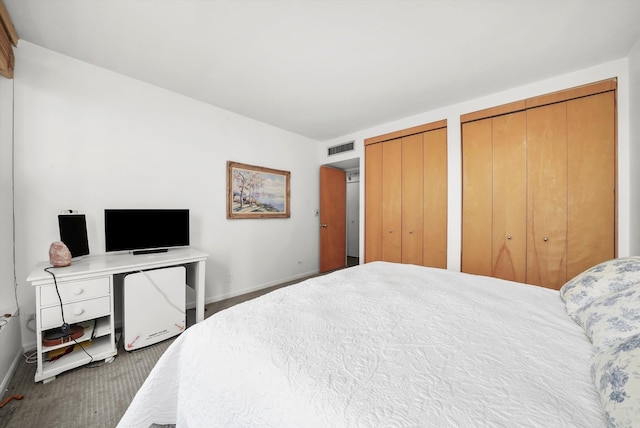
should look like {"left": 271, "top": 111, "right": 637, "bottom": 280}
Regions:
{"left": 123, "top": 266, "right": 186, "bottom": 351}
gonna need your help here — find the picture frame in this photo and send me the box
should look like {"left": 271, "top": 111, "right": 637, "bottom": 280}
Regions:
{"left": 227, "top": 161, "right": 291, "bottom": 219}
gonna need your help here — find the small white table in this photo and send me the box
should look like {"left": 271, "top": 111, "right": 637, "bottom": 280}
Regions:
{"left": 27, "top": 247, "right": 208, "bottom": 382}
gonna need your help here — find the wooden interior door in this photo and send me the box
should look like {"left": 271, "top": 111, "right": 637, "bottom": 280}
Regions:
{"left": 423, "top": 128, "right": 448, "bottom": 268}
{"left": 365, "top": 143, "right": 383, "bottom": 262}
{"left": 492, "top": 111, "right": 527, "bottom": 282}
{"left": 527, "top": 103, "right": 568, "bottom": 289}
{"left": 401, "top": 133, "right": 423, "bottom": 265}
{"left": 320, "top": 166, "right": 346, "bottom": 272}
{"left": 382, "top": 138, "right": 402, "bottom": 262}
{"left": 461, "top": 119, "right": 493, "bottom": 276}
{"left": 567, "top": 91, "right": 616, "bottom": 278}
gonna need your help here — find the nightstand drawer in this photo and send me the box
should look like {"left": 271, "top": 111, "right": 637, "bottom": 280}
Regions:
{"left": 40, "top": 277, "right": 110, "bottom": 307}
{"left": 40, "top": 296, "right": 111, "bottom": 330}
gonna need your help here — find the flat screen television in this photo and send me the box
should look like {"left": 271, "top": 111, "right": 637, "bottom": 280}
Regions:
{"left": 105, "top": 209, "right": 190, "bottom": 255}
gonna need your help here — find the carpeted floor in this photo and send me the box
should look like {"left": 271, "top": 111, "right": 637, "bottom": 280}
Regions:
{"left": 1, "top": 333, "right": 174, "bottom": 428}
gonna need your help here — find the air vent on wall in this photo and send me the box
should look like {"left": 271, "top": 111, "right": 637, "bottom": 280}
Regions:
{"left": 328, "top": 141, "right": 354, "bottom": 156}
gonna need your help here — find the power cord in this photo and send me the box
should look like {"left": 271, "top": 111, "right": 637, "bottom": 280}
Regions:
{"left": 139, "top": 269, "right": 185, "bottom": 314}
{"left": 43, "top": 267, "right": 70, "bottom": 335}
{"left": 11, "top": 78, "right": 19, "bottom": 318}
{"left": 42, "top": 267, "right": 94, "bottom": 365}
{"left": 23, "top": 349, "right": 37, "bottom": 364}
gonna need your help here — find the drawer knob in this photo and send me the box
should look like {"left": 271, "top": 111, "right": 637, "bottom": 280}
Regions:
{"left": 74, "top": 288, "right": 84, "bottom": 295}
{"left": 73, "top": 308, "right": 85, "bottom": 316}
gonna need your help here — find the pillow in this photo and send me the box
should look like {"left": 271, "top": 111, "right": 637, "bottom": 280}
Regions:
{"left": 574, "top": 286, "right": 640, "bottom": 353}
{"left": 560, "top": 256, "right": 640, "bottom": 322}
{"left": 591, "top": 334, "right": 640, "bottom": 427}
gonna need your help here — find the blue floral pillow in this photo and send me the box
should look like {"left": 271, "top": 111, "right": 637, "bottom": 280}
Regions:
{"left": 592, "top": 333, "right": 640, "bottom": 427}
{"left": 560, "top": 257, "right": 640, "bottom": 323}
{"left": 574, "top": 287, "right": 640, "bottom": 353}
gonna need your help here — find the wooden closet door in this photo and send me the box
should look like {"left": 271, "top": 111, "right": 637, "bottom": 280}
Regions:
{"left": 492, "top": 112, "right": 527, "bottom": 282}
{"left": 527, "top": 103, "right": 568, "bottom": 289}
{"left": 382, "top": 138, "right": 402, "bottom": 262}
{"left": 423, "top": 128, "right": 448, "bottom": 268}
{"left": 461, "top": 119, "right": 493, "bottom": 276}
{"left": 364, "top": 143, "right": 383, "bottom": 262}
{"left": 402, "top": 134, "right": 424, "bottom": 265}
{"left": 567, "top": 91, "right": 615, "bottom": 278}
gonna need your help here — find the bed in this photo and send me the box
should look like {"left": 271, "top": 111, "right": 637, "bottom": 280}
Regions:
{"left": 117, "top": 258, "right": 640, "bottom": 427}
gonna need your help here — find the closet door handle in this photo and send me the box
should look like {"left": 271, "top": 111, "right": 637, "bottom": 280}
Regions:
{"left": 408, "top": 229, "right": 414, "bottom": 234}
{"left": 507, "top": 235, "right": 512, "bottom": 240}
{"left": 388, "top": 229, "right": 393, "bottom": 234}
{"left": 543, "top": 237, "right": 549, "bottom": 242}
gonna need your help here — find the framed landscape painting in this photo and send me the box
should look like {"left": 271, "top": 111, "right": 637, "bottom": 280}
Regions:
{"left": 227, "top": 161, "right": 291, "bottom": 219}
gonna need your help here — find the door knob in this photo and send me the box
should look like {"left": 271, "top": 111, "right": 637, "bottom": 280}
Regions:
{"left": 320, "top": 223, "right": 328, "bottom": 228}
{"left": 507, "top": 235, "right": 512, "bottom": 240}
{"left": 543, "top": 237, "right": 549, "bottom": 242}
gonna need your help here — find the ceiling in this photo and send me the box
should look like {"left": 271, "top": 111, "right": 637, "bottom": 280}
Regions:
{"left": 5, "top": 0, "right": 640, "bottom": 142}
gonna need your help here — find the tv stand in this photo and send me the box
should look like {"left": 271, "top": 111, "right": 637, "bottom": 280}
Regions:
{"left": 27, "top": 248, "right": 208, "bottom": 383}
{"left": 133, "top": 248, "right": 168, "bottom": 255}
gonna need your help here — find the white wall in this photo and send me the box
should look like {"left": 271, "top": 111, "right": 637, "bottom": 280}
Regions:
{"left": 629, "top": 40, "right": 640, "bottom": 255}
{"left": 322, "top": 58, "right": 635, "bottom": 268}
{"left": 0, "top": 69, "right": 22, "bottom": 399}
{"left": 0, "top": 75, "right": 15, "bottom": 314}
{"left": 13, "top": 42, "right": 321, "bottom": 349}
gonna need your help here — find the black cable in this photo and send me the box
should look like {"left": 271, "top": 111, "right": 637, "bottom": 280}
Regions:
{"left": 42, "top": 267, "right": 94, "bottom": 365}
{"left": 11, "top": 78, "right": 19, "bottom": 315}
{"left": 43, "top": 267, "right": 69, "bottom": 332}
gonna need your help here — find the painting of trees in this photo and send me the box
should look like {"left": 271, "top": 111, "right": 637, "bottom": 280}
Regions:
{"left": 227, "top": 161, "right": 290, "bottom": 219}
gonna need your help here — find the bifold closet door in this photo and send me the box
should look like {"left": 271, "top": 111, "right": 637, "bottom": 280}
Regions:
{"left": 401, "top": 133, "right": 424, "bottom": 265}
{"left": 364, "top": 143, "right": 383, "bottom": 262}
{"left": 461, "top": 119, "right": 492, "bottom": 277}
{"left": 381, "top": 138, "right": 402, "bottom": 262}
{"left": 423, "top": 128, "right": 448, "bottom": 268}
{"left": 492, "top": 112, "right": 527, "bottom": 282}
{"left": 462, "top": 83, "right": 616, "bottom": 289}
{"left": 567, "top": 91, "right": 615, "bottom": 278}
{"left": 462, "top": 113, "right": 526, "bottom": 281}
{"left": 366, "top": 125, "right": 448, "bottom": 268}
{"left": 526, "top": 102, "right": 568, "bottom": 289}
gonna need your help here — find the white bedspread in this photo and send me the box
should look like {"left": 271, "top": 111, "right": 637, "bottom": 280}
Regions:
{"left": 118, "top": 262, "right": 605, "bottom": 427}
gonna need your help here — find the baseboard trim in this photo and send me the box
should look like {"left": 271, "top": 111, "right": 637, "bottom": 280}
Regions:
{"left": 1, "top": 312, "right": 23, "bottom": 400}
{"left": 204, "top": 269, "right": 320, "bottom": 306}
{"left": 0, "top": 348, "right": 22, "bottom": 400}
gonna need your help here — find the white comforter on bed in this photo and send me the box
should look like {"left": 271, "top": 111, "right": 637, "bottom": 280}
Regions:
{"left": 118, "top": 262, "right": 605, "bottom": 427}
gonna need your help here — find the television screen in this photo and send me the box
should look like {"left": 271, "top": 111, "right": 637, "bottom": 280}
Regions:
{"left": 105, "top": 209, "right": 189, "bottom": 254}
{"left": 58, "top": 214, "right": 90, "bottom": 258}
